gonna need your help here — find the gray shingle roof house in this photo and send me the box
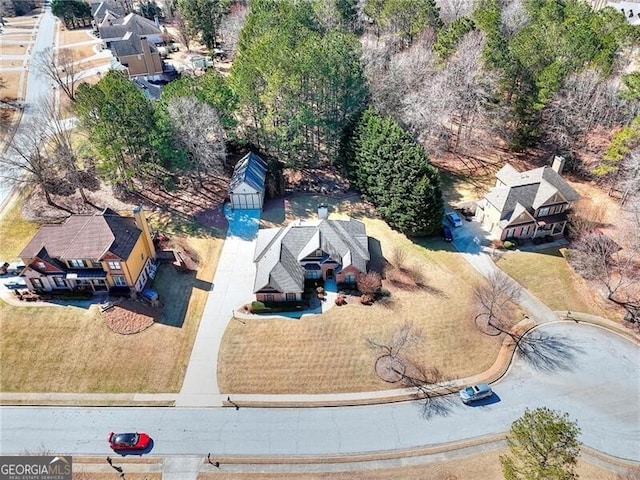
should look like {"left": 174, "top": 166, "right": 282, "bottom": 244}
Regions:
{"left": 475, "top": 157, "right": 580, "bottom": 241}
{"left": 98, "top": 12, "right": 163, "bottom": 46}
{"left": 253, "top": 216, "right": 370, "bottom": 303}
{"left": 91, "top": 0, "right": 126, "bottom": 24}
{"left": 229, "top": 152, "right": 267, "bottom": 210}
{"left": 19, "top": 208, "right": 157, "bottom": 294}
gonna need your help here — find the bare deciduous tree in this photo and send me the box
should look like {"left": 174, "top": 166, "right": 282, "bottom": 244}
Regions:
{"left": 34, "top": 47, "right": 81, "bottom": 101}
{"left": 173, "top": 10, "right": 192, "bottom": 51}
{"left": 566, "top": 199, "right": 607, "bottom": 240}
{"left": 403, "top": 31, "right": 502, "bottom": 156}
{"left": 166, "top": 95, "right": 226, "bottom": 183}
{"left": 367, "top": 322, "right": 450, "bottom": 417}
{"left": 39, "top": 98, "right": 99, "bottom": 207}
{"left": 436, "top": 0, "right": 473, "bottom": 24}
{"left": 474, "top": 270, "right": 521, "bottom": 337}
{"left": 569, "top": 229, "right": 640, "bottom": 313}
{"left": 219, "top": 2, "right": 248, "bottom": 60}
{"left": 615, "top": 148, "right": 640, "bottom": 206}
{"left": 0, "top": 117, "right": 71, "bottom": 211}
{"left": 542, "top": 69, "right": 633, "bottom": 167}
{"left": 500, "top": 0, "right": 529, "bottom": 38}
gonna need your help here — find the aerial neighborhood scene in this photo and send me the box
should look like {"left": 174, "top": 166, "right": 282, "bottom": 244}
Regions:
{"left": 0, "top": 0, "right": 639, "bottom": 478}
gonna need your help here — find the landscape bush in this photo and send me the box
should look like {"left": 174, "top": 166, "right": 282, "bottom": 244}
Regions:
{"left": 251, "top": 300, "right": 266, "bottom": 313}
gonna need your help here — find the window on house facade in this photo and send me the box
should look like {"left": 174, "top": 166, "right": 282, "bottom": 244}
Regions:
{"left": 286, "top": 293, "right": 296, "bottom": 301}
{"left": 69, "top": 259, "right": 86, "bottom": 268}
{"left": 314, "top": 249, "right": 323, "bottom": 257}
{"left": 113, "top": 275, "right": 128, "bottom": 287}
{"left": 345, "top": 274, "right": 356, "bottom": 283}
{"left": 31, "top": 278, "right": 44, "bottom": 289}
{"left": 107, "top": 261, "right": 121, "bottom": 270}
{"left": 306, "top": 271, "right": 320, "bottom": 279}
{"left": 265, "top": 294, "right": 275, "bottom": 302}
{"left": 37, "top": 262, "right": 45, "bottom": 270}
{"left": 53, "top": 277, "right": 66, "bottom": 288}
{"left": 538, "top": 207, "right": 550, "bottom": 216}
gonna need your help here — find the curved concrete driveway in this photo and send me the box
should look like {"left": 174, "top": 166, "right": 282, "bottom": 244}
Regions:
{"left": 1, "top": 323, "right": 638, "bottom": 460}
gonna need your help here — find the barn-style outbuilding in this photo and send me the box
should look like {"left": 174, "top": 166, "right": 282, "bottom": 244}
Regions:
{"left": 229, "top": 152, "right": 267, "bottom": 210}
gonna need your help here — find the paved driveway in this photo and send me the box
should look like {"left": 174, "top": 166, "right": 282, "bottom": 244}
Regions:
{"left": 451, "top": 219, "right": 558, "bottom": 324}
{"left": 2, "top": 323, "right": 638, "bottom": 461}
{"left": 176, "top": 206, "right": 260, "bottom": 406}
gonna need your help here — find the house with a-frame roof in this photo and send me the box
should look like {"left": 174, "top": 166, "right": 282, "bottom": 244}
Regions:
{"left": 475, "top": 157, "right": 580, "bottom": 241}
{"left": 229, "top": 152, "right": 267, "bottom": 210}
{"left": 253, "top": 212, "right": 370, "bottom": 303}
{"left": 18, "top": 207, "right": 156, "bottom": 294}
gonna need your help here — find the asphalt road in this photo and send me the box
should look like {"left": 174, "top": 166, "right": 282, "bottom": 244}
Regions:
{"left": 1, "top": 323, "right": 638, "bottom": 460}
{"left": 0, "top": 5, "right": 56, "bottom": 207}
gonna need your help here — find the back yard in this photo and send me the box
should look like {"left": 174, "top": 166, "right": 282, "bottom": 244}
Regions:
{"left": 218, "top": 195, "right": 505, "bottom": 394}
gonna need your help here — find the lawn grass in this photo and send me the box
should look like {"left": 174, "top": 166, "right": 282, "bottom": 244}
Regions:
{"left": 0, "top": 190, "right": 41, "bottom": 261}
{"left": 0, "top": 69, "right": 24, "bottom": 99}
{"left": 0, "top": 207, "right": 223, "bottom": 392}
{"left": 495, "top": 247, "right": 614, "bottom": 319}
{"left": 0, "top": 43, "right": 29, "bottom": 55}
{"left": 196, "top": 450, "right": 614, "bottom": 480}
{"left": 218, "top": 196, "right": 502, "bottom": 394}
{"left": 59, "top": 26, "right": 95, "bottom": 45}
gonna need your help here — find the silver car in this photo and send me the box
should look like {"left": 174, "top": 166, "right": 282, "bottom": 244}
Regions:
{"left": 459, "top": 383, "right": 492, "bottom": 404}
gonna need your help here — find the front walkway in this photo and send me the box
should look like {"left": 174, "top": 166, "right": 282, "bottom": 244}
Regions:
{"left": 176, "top": 206, "right": 260, "bottom": 407}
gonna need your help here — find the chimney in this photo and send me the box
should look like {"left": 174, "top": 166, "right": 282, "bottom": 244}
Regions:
{"left": 552, "top": 155, "right": 565, "bottom": 175}
{"left": 133, "top": 206, "right": 156, "bottom": 259}
{"left": 318, "top": 203, "right": 328, "bottom": 220}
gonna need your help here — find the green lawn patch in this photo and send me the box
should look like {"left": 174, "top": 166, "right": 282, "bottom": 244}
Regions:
{"left": 496, "top": 247, "right": 611, "bottom": 317}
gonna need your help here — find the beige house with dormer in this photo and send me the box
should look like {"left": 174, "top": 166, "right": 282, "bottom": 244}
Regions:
{"left": 475, "top": 157, "right": 580, "bottom": 241}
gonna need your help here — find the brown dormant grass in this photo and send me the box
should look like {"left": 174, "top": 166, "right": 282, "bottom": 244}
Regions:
{"left": 218, "top": 196, "right": 500, "bottom": 394}
{"left": 196, "top": 449, "right": 614, "bottom": 480}
{"left": 0, "top": 70, "right": 24, "bottom": 100}
{"left": 0, "top": 43, "right": 29, "bottom": 55}
{"left": 59, "top": 27, "right": 96, "bottom": 46}
{"left": 0, "top": 227, "right": 223, "bottom": 393}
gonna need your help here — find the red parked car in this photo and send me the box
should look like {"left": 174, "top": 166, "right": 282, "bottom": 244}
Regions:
{"left": 107, "top": 432, "right": 151, "bottom": 451}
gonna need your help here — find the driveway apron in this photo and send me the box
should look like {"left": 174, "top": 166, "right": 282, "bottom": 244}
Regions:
{"left": 176, "top": 207, "right": 260, "bottom": 407}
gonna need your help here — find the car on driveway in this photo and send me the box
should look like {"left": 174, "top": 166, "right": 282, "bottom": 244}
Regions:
{"left": 459, "top": 383, "right": 492, "bottom": 404}
{"left": 446, "top": 212, "right": 463, "bottom": 228}
{"left": 107, "top": 432, "right": 151, "bottom": 451}
{"left": 442, "top": 225, "right": 453, "bottom": 242}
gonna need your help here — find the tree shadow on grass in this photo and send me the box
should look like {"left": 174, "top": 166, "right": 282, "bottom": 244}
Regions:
{"left": 516, "top": 330, "right": 585, "bottom": 373}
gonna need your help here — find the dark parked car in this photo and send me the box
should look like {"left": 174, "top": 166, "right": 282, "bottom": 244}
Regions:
{"left": 442, "top": 225, "right": 453, "bottom": 242}
{"left": 107, "top": 432, "right": 151, "bottom": 451}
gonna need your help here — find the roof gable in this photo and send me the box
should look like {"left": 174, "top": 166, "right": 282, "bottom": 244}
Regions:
{"left": 253, "top": 217, "right": 369, "bottom": 294}
{"left": 20, "top": 210, "right": 142, "bottom": 262}
{"left": 485, "top": 163, "right": 579, "bottom": 219}
{"left": 230, "top": 152, "right": 267, "bottom": 194}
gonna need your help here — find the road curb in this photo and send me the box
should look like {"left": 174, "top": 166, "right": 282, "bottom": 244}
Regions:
{"left": 3, "top": 313, "right": 637, "bottom": 407}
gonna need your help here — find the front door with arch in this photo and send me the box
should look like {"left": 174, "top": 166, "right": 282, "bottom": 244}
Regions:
{"left": 325, "top": 269, "right": 335, "bottom": 280}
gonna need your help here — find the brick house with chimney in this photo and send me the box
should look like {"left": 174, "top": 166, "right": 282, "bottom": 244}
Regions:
{"left": 253, "top": 206, "right": 370, "bottom": 303}
{"left": 475, "top": 156, "right": 580, "bottom": 241}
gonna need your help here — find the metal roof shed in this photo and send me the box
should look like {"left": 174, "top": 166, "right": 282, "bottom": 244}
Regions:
{"left": 229, "top": 152, "right": 267, "bottom": 210}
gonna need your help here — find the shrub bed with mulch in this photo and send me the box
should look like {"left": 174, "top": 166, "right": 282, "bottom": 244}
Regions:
{"left": 102, "top": 299, "right": 161, "bottom": 335}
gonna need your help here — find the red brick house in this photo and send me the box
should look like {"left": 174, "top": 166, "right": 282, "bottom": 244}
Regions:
{"left": 253, "top": 213, "right": 369, "bottom": 303}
